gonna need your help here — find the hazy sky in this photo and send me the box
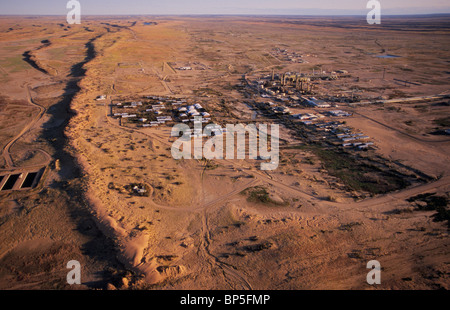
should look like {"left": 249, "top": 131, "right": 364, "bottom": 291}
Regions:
{"left": 1, "top": 0, "right": 450, "bottom": 15}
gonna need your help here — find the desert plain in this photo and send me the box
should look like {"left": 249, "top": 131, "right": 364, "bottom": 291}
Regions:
{"left": 0, "top": 15, "right": 449, "bottom": 290}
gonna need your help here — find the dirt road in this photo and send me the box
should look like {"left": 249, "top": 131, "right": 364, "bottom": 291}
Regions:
{"left": 1, "top": 84, "right": 51, "bottom": 168}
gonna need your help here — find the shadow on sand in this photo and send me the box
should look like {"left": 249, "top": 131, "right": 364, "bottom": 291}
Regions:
{"left": 35, "top": 34, "right": 128, "bottom": 289}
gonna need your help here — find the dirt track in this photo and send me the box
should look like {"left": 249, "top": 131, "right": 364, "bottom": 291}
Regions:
{"left": 1, "top": 84, "right": 51, "bottom": 168}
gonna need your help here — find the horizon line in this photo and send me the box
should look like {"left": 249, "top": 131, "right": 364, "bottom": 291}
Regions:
{"left": 1, "top": 13, "right": 450, "bottom": 17}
